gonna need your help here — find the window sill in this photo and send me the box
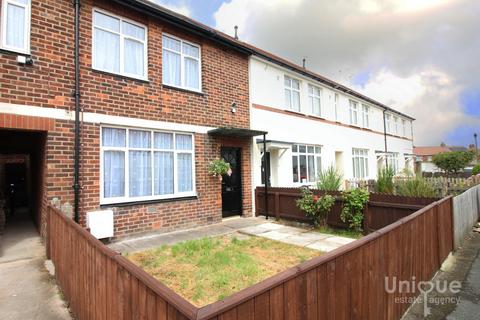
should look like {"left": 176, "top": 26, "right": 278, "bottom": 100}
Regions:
{"left": 99, "top": 195, "right": 198, "bottom": 208}
{"left": 284, "top": 109, "right": 304, "bottom": 116}
{"left": 307, "top": 114, "right": 326, "bottom": 120}
{"left": 0, "top": 47, "right": 31, "bottom": 57}
{"left": 162, "top": 84, "right": 205, "bottom": 96}
{"left": 91, "top": 68, "right": 150, "bottom": 83}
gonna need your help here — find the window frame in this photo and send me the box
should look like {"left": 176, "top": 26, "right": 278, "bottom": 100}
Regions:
{"left": 386, "top": 152, "right": 399, "bottom": 174}
{"left": 349, "top": 100, "right": 359, "bottom": 126}
{"left": 352, "top": 148, "right": 369, "bottom": 179}
{"left": 393, "top": 116, "right": 399, "bottom": 135}
{"left": 307, "top": 84, "right": 322, "bottom": 117}
{"left": 292, "top": 144, "right": 322, "bottom": 184}
{"left": 162, "top": 33, "right": 202, "bottom": 93}
{"left": 0, "top": 0, "right": 31, "bottom": 54}
{"left": 284, "top": 75, "right": 301, "bottom": 112}
{"left": 100, "top": 126, "right": 196, "bottom": 205}
{"left": 361, "top": 104, "right": 370, "bottom": 128}
{"left": 402, "top": 119, "right": 407, "bottom": 137}
{"left": 91, "top": 8, "right": 149, "bottom": 81}
{"left": 334, "top": 93, "right": 339, "bottom": 121}
{"left": 385, "top": 114, "right": 392, "bottom": 133}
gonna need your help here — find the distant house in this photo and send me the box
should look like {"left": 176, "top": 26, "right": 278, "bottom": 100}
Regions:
{"left": 414, "top": 145, "right": 475, "bottom": 174}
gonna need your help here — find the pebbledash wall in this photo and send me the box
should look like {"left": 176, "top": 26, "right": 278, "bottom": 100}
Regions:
{"left": 0, "top": 0, "right": 252, "bottom": 237}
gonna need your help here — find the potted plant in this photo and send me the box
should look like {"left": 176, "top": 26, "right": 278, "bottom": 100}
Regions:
{"left": 208, "top": 159, "right": 231, "bottom": 181}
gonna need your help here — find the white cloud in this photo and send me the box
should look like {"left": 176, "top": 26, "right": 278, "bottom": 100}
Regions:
{"left": 213, "top": 0, "right": 480, "bottom": 145}
{"left": 152, "top": 1, "right": 191, "bottom": 17}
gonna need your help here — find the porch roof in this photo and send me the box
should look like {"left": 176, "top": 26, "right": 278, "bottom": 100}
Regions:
{"left": 208, "top": 127, "right": 267, "bottom": 138}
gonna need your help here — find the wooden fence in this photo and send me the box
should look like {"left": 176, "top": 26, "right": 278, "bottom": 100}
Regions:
{"left": 254, "top": 187, "right": 438, "bottom": 233}
{"left": 48, "top": 196, "right": 454, "bottom": 320}
{"left": 452, "top": 184, "right": 480, "bottom": 248}
{"left": 47, "top": 206, "right": 197, "bottom": 320}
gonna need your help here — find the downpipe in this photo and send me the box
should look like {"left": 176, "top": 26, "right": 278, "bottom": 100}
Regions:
{"left": 73, "top": 0, "right": 81, "bottom": 223}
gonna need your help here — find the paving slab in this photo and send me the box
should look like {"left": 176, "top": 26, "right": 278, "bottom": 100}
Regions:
{"left": 324, "top": 236, "right": 357, "bottom": 246}
{"left": 260, "top": 230, "right": 294, "bottom": 241}
{"left": 307, "top": 240, "right": 342, "bottom": 252}
{"left": 239, "top": 225, "right": 270, "bottom": 235}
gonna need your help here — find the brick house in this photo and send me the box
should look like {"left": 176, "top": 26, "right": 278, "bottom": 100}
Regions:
{"left": 0, "top": 0, "right": 262, "bottom": 237}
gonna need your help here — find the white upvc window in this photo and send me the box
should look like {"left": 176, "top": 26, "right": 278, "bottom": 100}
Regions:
{"left": 352, "top": 148, "right": 369, "bottom": 179}
{"left": 100, "top": 127, "right": 195, "bottom": 204}
{"left": 292, "top": 144, "right": 322, "bottom": 184}
{"left": 92, "top": 9, "right": 148, "bottom": 80}
{"left": 362, "top": 104, "right": 370, "bottom": 128}
{"left": 393, "top": 116, "right": 399, "bottom": 135}
{"left": 284, "top": 75, "right": 301, "bottom": 112}
{"left": 386, "top": 152, "right": 399, "bottom": 173}
{"left": 308, "top": 84, "right": 321, "bottom": 116}
{"left": 349, "top": 100, "right": 359, "bottom": 125}
{"left": 334, "top": 93, "right": 339, "bottom": 121}
{"left": 162, "top": 34, "right": 201, "bottom": 92}
{"left": 0, "top": 0, "right": 31, "bottom": 54}
{"left": 402, "top": 119, "right": 407, "bottom": 137}
{"left": 385, "top": 114, "right": 392, "bottom": 133}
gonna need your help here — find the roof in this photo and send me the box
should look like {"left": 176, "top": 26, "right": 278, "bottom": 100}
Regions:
{"left": 413, "top": 146, "right": 451, "bottom": 156}
{"left": 118, "top": 0, "right": 414, "bottom": 121}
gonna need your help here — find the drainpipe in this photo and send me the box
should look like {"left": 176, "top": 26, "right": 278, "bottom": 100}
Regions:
{"left": 73, "top": 0, "right": 81, "bottom": 223}
{"left": 383, "top": 109, "right": 388, "bottom": 169}
{"left": 263, "top": 134, "right": 268, "bottom": 220}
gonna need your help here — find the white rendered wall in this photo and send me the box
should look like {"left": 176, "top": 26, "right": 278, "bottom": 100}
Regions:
{"left": 249, "top": 57, "right": 414, "bottom": 188}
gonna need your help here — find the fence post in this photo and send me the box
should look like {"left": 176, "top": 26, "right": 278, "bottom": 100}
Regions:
{"left": 46, "top": 206, "right": 51, "bottom": 259}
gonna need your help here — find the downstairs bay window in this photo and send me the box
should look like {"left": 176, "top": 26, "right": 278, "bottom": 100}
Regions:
{"left": 101, "top": 127, "right": 195, "bottom": 204}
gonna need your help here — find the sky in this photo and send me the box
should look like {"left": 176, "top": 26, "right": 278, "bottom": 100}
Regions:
{"left": 153, "top": 0, "right": 480, "bottom": 147}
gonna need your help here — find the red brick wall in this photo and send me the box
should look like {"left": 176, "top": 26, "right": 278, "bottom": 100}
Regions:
{"left": 0, "top": 0, "right": 252, "bottom": 238}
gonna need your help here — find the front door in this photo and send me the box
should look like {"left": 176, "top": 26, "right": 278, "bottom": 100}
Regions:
{"left": 221, "top": 147, "right": 242, "bottom": 217}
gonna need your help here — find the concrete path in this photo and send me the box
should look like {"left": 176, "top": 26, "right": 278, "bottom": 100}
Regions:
{"left": 109, "top": 216, "right": 356, "bottom": 253}
{"left": 0, "top": 210, "right": 71, "bottom": 320}
{"left": 402, "top": 230, "right": 480, "bottom": 320}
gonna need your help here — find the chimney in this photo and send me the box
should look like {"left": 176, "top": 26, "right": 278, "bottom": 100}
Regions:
{"left": 302, "top": 58, "right": 306, "bottom": 69}
{"left": 234, "top": 26, "right": 238, "bottom": 40}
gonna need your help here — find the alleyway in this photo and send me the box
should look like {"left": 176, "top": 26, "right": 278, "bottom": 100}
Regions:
{"left": 0, "top": 209, "right": 71, "bottom": 320}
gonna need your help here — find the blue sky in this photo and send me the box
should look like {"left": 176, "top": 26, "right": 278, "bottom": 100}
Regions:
{"left": 155, "top": 0, "right": 480, "bottom": 147}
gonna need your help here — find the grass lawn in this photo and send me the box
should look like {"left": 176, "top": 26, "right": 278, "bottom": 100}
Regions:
{"left": 126, "top": 235, "right": 322, "bottom": 306}
{"left": 316, "top": 225, "right": 363, "bottom": 239}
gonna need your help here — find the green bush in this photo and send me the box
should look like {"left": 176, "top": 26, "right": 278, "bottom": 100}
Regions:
{"left": 395, "top": 177, "right": 436, "bottom": 198}
{"left": 473, "top": 164, "right": 480, "bottom": 176}
{"left": 432, "top": 151, "right": 475, "bottom": 175}
{"left": 375, "top": 167, "right": 395, "bottom": 194}
{"left": 316, "top": 166, "right": 343, "bottom": 191}
{"left": 341, "top": 188, "right": 369, "bottom": 232}
{"left": 296, "top": 188, "right": 335, "bottom": 227}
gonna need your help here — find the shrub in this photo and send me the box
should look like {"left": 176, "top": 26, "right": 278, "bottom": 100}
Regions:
{"left": 473, "top": 164, "right": 480, "bottom": 176}
{"left": 296, "top": 188, "right": 335, "bottom": 227}
{"left": 375, "top": 167, "right": 395, "bottom": 194}
{"left": 395, "top": 177, "right": 436, "bottom": 198}
{"left": 432, "top": 151, "right": 475, "bottom": 175}
{"left": 316, "top": 166, "right": 343, "bottom": 191}
{"left": 341, "top": 188, "right": 369, "bottom": 232}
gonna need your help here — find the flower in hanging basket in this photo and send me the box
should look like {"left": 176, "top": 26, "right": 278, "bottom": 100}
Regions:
{"left": 208, "top": 159, "right": 231, "bottom": 180}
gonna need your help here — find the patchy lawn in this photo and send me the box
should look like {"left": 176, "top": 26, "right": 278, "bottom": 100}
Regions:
{"left": 126, "top": 234, "right": 322, "bottom": 306}
{"left": 316, "top": 225, "right": 363, "bottom": 239}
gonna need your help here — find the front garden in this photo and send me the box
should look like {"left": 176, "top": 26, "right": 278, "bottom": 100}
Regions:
{"left": 126, "top": 234, "right": 322, "bottom": 306}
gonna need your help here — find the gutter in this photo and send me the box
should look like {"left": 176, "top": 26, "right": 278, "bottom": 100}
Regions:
{"left": 73, "top": 0, "right": 81, "bottom": 223}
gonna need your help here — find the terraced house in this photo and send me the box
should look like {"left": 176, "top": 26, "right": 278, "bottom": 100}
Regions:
{"left": 0, "top": 0, "right": 414, "bottom": 239}
{"left": 0, "top": 0, "right": 262, "bottom": 238}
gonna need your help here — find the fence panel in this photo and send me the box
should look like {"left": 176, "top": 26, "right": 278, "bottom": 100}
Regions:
{"left": 47, "top": 206, "right": 197, "bottom": 320}
{"left": 452, "top": 184, "right": 480, "bottom": 248}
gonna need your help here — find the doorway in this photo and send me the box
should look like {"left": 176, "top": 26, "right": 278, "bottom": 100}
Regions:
{"left": 261, "top": 151, "right": 271, "bottom": 187}
{"left": 221, "top": 147, "right": 242, "bottom": 217}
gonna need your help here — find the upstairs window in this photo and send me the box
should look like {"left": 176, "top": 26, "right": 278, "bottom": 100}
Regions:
{"left": 1, "top": 0, "right": 31, "bottom": 53}
{"left": 334, "top": 93, "right": 339, "bottom": 121}
{"left": 385, "top": 114, "right": 392, "bottom": 133}
{"left": 393, "top": 116, "right": 399, "bottom": 135}
{"left": 92, "top": 10, "right": 147, "bottom": 79}
{"left": 292, "top": 144, "right": 322, "bottom": 184}
{"left": 284, "top": 75, "right": 301, "bottom": 112}
{"left": 349, "top": 100, "right": 358, "bottom": 125}
{"left": 402, "top": 119, "right": 407, "bottom": 136}
{"left": 362, "top": 105, "right": 370, "bottom": 128}
{"left": 308, "top": 84, "right": 321, "bottom": 116}
{"left": 162, "top": 34, "right": 201, "bottom": 91}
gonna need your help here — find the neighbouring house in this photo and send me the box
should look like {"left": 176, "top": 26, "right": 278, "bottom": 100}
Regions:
{"left": 414, "top": 145, "right": 477, "bottom": 174}
{"left": 0, "top": 0, "right": 264, "bottom": 238}
{"left": 246, "top": 52, "right": 415, "bottom": 187}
